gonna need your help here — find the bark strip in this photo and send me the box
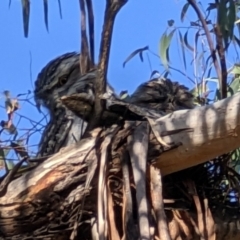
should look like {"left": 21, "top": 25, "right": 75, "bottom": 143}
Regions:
{"left": 128, "top": 121, "right": 150, "bottom": 240}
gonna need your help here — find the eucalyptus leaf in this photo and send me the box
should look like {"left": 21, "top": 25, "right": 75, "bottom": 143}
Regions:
{"left": 123, "top": 46, "right": 149, "bottom": 67}
{"left": 184, "top": 31, "right": 194, "bottom": 51}
{"left": 230, "top": 65, "right": 240, "bottom": 75}
{"left": 167, "top": 19, "right": 174, "bottom": 27}
{"left": 43, "top": 0, "right": 49, "bottom": 32}
{"left": 178, "top": 31, "right": 186, "bottom": 70}
{"left": 180, "top": 3, "right": 189, "bottom": 22}
{"left": 21, "top": 0, "right": 30, "bottom": 38}
{"left": 58, "top": 0, "right": 62, "bottom": 19}
{"left": 228, "top": 77, "right": 240, "bottom": 96}
{"left": 159, "top": 29, "right": 175, "bottom": 69}
{"left": 228, "top": 0, "right": 236, "bottom": 40}
{"left": 218, "top": 0, "right": 229, "bottom": 48}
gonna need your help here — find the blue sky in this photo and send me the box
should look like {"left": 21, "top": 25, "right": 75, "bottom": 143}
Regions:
{"left": 0, "top": 0, "right": 217, "bottom": 161}
{"left": 0, "top": 1, "right": 190, "bottom": 94}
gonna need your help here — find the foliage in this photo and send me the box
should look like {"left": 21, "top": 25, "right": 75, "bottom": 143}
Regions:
{"left": 9, "top": 0, "right": 62, "bottom": 37}
{"left": 123, "top": 0, "right": 240, "bottom": 216}
{"left": 159, "top": 0, "right": 240, "bottom": 100}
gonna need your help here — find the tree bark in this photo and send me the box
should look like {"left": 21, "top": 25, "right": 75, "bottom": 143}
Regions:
{"left": 152, "top": 92, "right": 240, "bottom": 175}
{"left": 1, "top": 93, "right": 240, "bottom": 239}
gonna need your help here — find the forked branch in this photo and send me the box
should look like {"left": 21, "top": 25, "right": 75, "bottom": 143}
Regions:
{"left": 79, "top": 0, "right": 90, "bottom": 74}
{"left": 87, "top": 0, "right": 128, "bottom": 130}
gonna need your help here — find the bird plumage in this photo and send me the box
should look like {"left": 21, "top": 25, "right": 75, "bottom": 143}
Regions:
{"left": 34, "top": 52, "right": 194, "bottom": 157}
{"left": 34, "top": 52, "right": 115, "bottom": 156}
{"left": 34, "top": 52, "right": 86, "bottom": 157}
{"left": 130, "top": 78, "right": 194, "bottom": 113}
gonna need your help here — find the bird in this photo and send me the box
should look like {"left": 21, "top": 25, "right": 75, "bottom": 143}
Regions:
{"left": 60, "top": 76, "right": 195, "bottom": 123}
{"left": 34, "top": 52, "right": 194, "bottom": 157}
{"left": 129, "top": 78, "right": 195, "bottom": 113}
{"left": 34, "top": 52, "right": 115, "bottom": 157}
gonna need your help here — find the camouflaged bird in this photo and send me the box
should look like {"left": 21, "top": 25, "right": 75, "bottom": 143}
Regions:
{"left": 34, "top": 52, "right": 194, "bottom": 156}
{"left": 129, "top": 78, "right": 194, "bottom": 112}
{"left": 34, "top": 52, "right": 115, "bottom": 157}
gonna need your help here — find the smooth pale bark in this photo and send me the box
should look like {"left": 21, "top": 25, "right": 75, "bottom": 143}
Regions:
{"left": 153, "top": 92, "right": 240, "bottom": 175}
{"left": 128, "top": 122, "right": 150, "bottom": 240}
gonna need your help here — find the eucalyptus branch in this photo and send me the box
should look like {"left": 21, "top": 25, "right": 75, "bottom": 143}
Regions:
{"left": 214, "top": 23, "right": 227, "bottom": 99}
{"left": 87, "top": 0, "right": 127, "bottom": 130}
{"left": 187, "top": 0, "right": 224, "bottom": 98}
{"left": 79, "top": 0, "right": 90, "bottom": 74}
{"left": 85, "top": 0, "right": 95, "bottom": 66}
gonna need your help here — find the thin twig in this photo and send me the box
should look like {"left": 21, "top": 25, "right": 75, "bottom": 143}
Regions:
{"left": 187, "top": 0, "right": 223, "bottom": 98}
{"left": 214, "top": 24, "right": 227, "bottom": 99}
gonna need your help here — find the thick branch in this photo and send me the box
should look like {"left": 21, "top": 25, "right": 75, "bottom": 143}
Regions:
{"left": 87, "top": 0, "right": 127, "bottom": 130}
{"left": 153, "top": 93, "right": 240, "bottom": 175}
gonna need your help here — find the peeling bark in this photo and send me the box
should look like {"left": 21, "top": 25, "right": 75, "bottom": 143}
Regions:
{"left": 1, "top": 94, "right": 240, "bottom": 238}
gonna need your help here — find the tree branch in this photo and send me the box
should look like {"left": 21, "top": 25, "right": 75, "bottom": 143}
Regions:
{"left": 79, "top": 0, "right": 90, "bottom": 74}
{"left": 87, "top": 0, "right": 127, "bottom": 131}
{"left": 1, "top": 93, "right": 240, "bottom": 238}
{"left": 153, "top": 92, "right": 240, "bottom": 174}
{"left": 187, "top": 0, "right": 225, "bottom": 98}
{"left": 215, "top": 24, "right": 228, "bottom": 99}
{"left": 85, "top": 0, "right": 95, "bottom": 67}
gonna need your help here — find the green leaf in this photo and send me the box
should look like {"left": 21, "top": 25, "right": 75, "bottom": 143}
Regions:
{"left": 194, "top": 30, "right": 200, "bottom": 52}
{"left": 43, "top": 0, "right": 49, "bottom": 32}
{"left": 58, "top": 0, "right": 62, "bottom": 19}
{"left": 0, "top": 148, "right": 9, "bottom": 170}
{"left": 190, "top": 84, "right": 201, "bottom": 98}
{"left": 197, "top": 51, "right": 205, "bottom": 71}
{"left": 218, "top": 0, "right": 228, "bottom": 48}
{"left": 21, "top": 0, "right": 30, "bottom": 38}
{"left": 178, "top": 31, "right": 186, "bottom": 70}
{"left": 163, "top": 70, "right": 170, "bottom": 79}
{"left": 6, "top": 160, "right": 15, "bottom": 170}
{"left": 206, "top": 67, "right": 212, "bottom": 78}
{"left": 228, "top": 0, "right": 236, "bottom": 40}
{"left": 159, "top": 29, "right": 175, "bottom": 69}
{"left": 228, "top": 77, "right": 240, "bottom": 96}
{"left": 123, "top": 46, "right": 149, "bottom": 67}
{"left": 184, "top": 31, "right": 194, "bottom": 51}
{"left": 190, "top": 81, "right": 209, "bottom": 98}
{"left": 150, "top": 70, "right": 160, "bottom": 79}
{"left": 231, "top": 149, "right": 240, "bottom": 161}
{"left": 206, "top": 3, "right": 217, "bottom": 12}
{"left": 230, "top": 64, "right": 240, "bottom": 75}
{"left": 180, "top": 3, "right": 189, "bottom": 22}
{"left": 167, "top": 19, "right": 174, "bottom": 27}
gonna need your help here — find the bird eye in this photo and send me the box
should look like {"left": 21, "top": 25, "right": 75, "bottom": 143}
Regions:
{"left": 58, "top": 74, "right": 68, "bottom": 86}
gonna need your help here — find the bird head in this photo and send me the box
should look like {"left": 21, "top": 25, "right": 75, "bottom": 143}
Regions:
{"left": 34, "top": 52, "right": 116, "bottom": 119}
{"left": 34, "top": 52, "right": 81, "bottom": 113}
